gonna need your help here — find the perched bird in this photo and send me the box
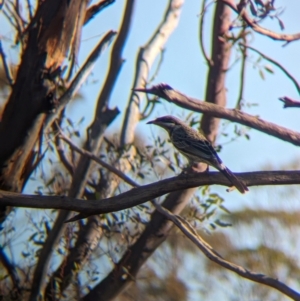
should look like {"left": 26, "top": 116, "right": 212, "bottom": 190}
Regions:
{"left": 147, "top": 115, "right": 248, "bottom": 194}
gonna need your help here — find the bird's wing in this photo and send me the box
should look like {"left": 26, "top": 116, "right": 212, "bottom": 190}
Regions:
{"left": 171, "top": 128, "right": 222, "bottom": 165}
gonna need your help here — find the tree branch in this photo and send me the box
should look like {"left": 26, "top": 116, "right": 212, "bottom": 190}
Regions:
{"left": 45, "top": 30, "right": 117, "bottom": 130}
{"left": 59, "top": 129, "right": 139, "bottom": 187}
{"left": 153, "top": 202, "right": 300, "bottom": 301}
{"left": 236, "top": 35, "right": 247, "bottom": 110}
{"left": 0, "top": 247, "right": 20, "bottom": 294}
{"left": 1, "top": 170, "right": 300, "bottom": 218}
{"left": 36, "top": 2, "right": 135, "bottom": 299}
{"left": 0, "top": 40, "right": 14, "bottom": 85}
{"left": 199, "top": 0, "right": 213, "bottom": 66}
{"left": 201, "top": 1, "right": 232, "bottom": 143}
{"left": 240, "top": 43, "right": 300, "bottom": 95}
{"left": 53, "top": 122, "right": 74, "bottom": 175}
{"left": 121, "top": 0, "right": 183, "bottom": 145}
{"left": 279, "top": 97, "right": 300, "bottom": 109}
{"left": 134, "top": 84, "right": 300, "bottom": 146}
{"left": 84, "top": 0, "right": 115, "bottom": 24}
{"left": 220, "top": 0, "right": 300, "bottom": 43}
{"left": 29, "top": 18, "right": 117, "bottom": 301}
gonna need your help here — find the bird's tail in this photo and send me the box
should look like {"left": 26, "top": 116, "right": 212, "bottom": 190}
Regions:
{"left": 218, "top": 164, "right": 249, "bottom": 194}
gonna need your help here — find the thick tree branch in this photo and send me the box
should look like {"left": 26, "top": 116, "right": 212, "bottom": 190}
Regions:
{"left": 134, "top": 84, "right": 300, "bottom": 146}
{"left": 0, "top": 171, "right": 300, "bottom": 217}
{"left": 154, "top": 203, "right": 300, "bottom": 301}
{"left": 220, "top": 0, "right": 300, "bottom": 43}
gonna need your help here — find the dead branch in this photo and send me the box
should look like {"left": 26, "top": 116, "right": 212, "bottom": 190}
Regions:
{"left": 221, "top": 0, "right": 300, "bottom": 43}
{"left": 45, "top": 30, "right": 117, "bottom": 130}
{"left": 240, "top": 43, "right": 300, "bottom": 95}
{"left": 279, "top": 97, "right": 300, "bottom": 109}
{"left": 84, "top": 0, "right": 115, "bottom": 24}
{"left": 134, "top": 84, "right": 300, "bottom": 146}
{"left": 121, "top": 0, "right": 184, "bottom": 145}
{"left": 0, "top": 41, "right": 14, "bottom": 85}
{"left": 59, "top": 129, "right": 139, "bottom": 187}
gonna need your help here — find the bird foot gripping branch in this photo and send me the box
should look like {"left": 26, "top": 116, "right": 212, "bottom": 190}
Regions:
{"left": 147, "top": 115, "right": 249, "bottom": 194}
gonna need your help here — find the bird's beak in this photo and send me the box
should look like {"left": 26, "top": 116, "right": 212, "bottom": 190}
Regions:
{"left": 147, "top": 119, "right": 157, "bottom": 125}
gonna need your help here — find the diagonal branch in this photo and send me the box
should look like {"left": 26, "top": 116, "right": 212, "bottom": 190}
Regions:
{"left": 0, "top": 40, "right": 14, "bottom": 85}
{"left": 0, "top": 247, "right": 20, "bottom": 294}
{"left": 153, "top": 202, "right": 300, "bottom": 301}
{"left": 53, "top": 122, "right": 74, "bottom": 175}
{"left": 45, "top": 30, "right": 117, "bottom": 130}
{"left": 84, "top": 0, "right": 115, "bottom": 24}
{"left": 134, "top": 84, "right": 300, "bottom": 146}
{"left": 59, "top": 129, "right": 139, "bottom": 187}
{"left": 240, "top": 43, "right": 300, "bottom": 95}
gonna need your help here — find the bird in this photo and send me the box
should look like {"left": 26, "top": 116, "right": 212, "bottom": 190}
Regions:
{"left": 147, "top": 115, "right": 248, "bottom": 194}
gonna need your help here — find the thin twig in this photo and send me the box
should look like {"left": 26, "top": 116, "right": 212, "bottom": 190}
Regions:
{"left": 58, "top": 128, "right": 139, "bottom": 188}
{"left": 45, "top": 30, "right": 117, "bottom": 130}
{"left": 3, "top": 9, "right": 18, "bottom": 33}
{"left": 235, "top": 34, "right": 247, "bottom": 109}
{"left": 153, "top": 202, "right": 300, "bottom": 300}
{"left": 4, "top": 2, "right": 24, "bottom": 43}
{"left": 279, "top": 97, "right": 300, "bottom": 109}
{"left": 53, "top": 122, "right": 74, "bottom": 175}
{"left": 240, "top": 43, "right": 300, "bottom": 95}
{"left": 26, "top": 0, "right": 33, "bottom": 20}
{"left": 199, "top": 0, "right": 213, "bottom": 66}
{"left": 0, "top": 247, "right": 20, "bottom": 293}
{"left": 0, "top": 41, "right": 14, "bottom": 85}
